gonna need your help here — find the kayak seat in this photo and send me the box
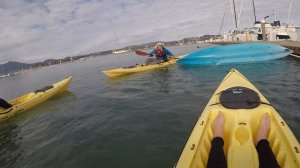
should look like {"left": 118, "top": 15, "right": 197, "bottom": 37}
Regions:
{"left": 0, "top": 98, "right": 12, "bottom": 109}
{"left": 220, "top": 87, "right": 260, "bottom": 109}
{"left": 34, "top": 85, "right": 54, "bottom": 93}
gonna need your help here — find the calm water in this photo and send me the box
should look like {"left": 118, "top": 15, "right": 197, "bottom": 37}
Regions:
{"left": 0, "top": 44, "right": 300, "bottom": 168}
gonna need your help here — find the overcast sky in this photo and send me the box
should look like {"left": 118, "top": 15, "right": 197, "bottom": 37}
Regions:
{"left": 0, "top": 0, "right": 299, "bottom": 63}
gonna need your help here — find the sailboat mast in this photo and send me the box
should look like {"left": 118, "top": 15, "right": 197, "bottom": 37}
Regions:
{"left": 219, "top": 0, "right": 229, "bottom": 34}
{"left": 232, "top": 0, "right": 238, "bottom": 29}
{"left": 252, "top": 0, "right": 257, "bottom": 23}
{"left": 287, "top": 0, "right": 292, "bottom": 25}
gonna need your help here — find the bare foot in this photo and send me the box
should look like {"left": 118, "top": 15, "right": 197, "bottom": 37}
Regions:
{"left": 213, "top": 111, "right": 225, "bottom": 138}
{"left": 256, "top": 113, "right": 271, "bottom": 145}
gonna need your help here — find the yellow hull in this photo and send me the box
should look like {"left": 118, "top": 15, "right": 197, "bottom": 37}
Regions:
{"left": 102, "top": 55, "right": 187, "bottom": 78}
{"left": 0, "top": 76, "right": 72, "bottom": 121}
{"left": 175, "top": 69, "right": 300, "bottom": 168}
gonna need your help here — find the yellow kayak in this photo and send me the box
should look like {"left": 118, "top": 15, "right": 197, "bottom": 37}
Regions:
{"left": 102, "top": 55, "right": 187, "bottom": 78}
{"left": 0, "top": 76, "right": 72, "bottom": 121}
{"left": 175, "top": 69, "right": 300, "bottom": 168}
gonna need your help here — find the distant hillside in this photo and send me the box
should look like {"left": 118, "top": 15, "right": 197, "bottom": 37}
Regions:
{"left": 0, "top": 59, "right": 59, "bottom": 75}
{"left": 0, "top": 61, "right": 31, "bottom": 74}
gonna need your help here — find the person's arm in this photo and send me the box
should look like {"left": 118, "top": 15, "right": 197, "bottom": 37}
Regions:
{"left": 164, "top": 48, "right": 174, "bottom": 57}
{"left": 149, "top": 49, "right": 157, "bottom": 57}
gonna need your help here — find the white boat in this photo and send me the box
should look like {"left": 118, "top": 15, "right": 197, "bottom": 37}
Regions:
{"left": 286, "top": 26, "right": 300, "bottom": 41}
{"left": 112, "top": 49, "right": 130, "bottom": 54}
{"left": 252, "top": 21, "right": 300, "bottom": 41}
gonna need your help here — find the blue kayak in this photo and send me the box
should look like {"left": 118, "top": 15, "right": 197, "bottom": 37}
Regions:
{"left": 177, "top": 43, "right": 292, "bottom": 65}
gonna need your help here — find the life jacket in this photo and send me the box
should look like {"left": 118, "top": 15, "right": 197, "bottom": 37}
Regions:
{"left": 156, "top": 48, "right": 166, "bottom": 57}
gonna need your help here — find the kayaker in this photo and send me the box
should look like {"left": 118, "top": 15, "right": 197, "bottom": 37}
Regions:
{"left": 145, "top": 42, "right": 174, "bottom": 65}
{"left": 207, "top": 112, "right": 280, "bottom": 168}
{"left": 0, "top": 98, "right": 12, "bottom": 109}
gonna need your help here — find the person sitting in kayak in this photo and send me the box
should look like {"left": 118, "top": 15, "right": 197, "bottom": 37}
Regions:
{"left": 207, "top": 112, "right": 280, "bottom": 168}
{"left": 145, "top": 42, "right": 174, "bottom": 65}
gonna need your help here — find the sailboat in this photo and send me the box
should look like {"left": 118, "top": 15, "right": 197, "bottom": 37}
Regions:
{"left": 214, "top": 0, "right": 300, "bottom": 42}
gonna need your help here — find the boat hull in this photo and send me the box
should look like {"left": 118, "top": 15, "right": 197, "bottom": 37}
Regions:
{"left": 0, "top": 76, "right": 72, "bottom": 121}
{"left": 102, "top": 55, "right": 186, "bottom": 78}
{"left": 175, "top": 69, "right": 300, "bottom": 168}
{"left": 177, "top": 43, "right": 292, "bottom": 65}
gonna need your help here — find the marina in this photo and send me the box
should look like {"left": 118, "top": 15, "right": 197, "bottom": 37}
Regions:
{"left": 209, "top": 0, "right": 300, "bottom": 56}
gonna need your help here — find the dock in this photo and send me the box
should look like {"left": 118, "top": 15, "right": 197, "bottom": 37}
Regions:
{"left": 210, "top": 41, "right": 300, "bottom": 56}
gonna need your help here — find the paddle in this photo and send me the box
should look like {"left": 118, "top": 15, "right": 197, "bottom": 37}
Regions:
{"left": 135, "top": 50, "right": 149, "bottom": 56}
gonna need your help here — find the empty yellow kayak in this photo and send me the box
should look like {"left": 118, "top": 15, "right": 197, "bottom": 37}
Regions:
{"left": 0, "top": 76, "right": 72, "bottom": 121}
{"left": 102, "top": 55, "right": 186, "bottom": 78}
{"left": 175, "top": 69, "right": 300, "bottom": 168}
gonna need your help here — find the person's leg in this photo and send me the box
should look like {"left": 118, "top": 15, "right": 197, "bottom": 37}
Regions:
{"left": 144, "top": 58, "right": 155, "bottom": 65}
{"left": 154, "top": 57, "right": 164, "bottom": 64}
{"left": 207, "top": 112, "right": 227, "bottom": 168}
{"left": 256, "top": 113, "right": 280, "bottom": 168}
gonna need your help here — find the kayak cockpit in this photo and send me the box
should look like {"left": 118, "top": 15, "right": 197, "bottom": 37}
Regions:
{"left": 8, "top": 93, "right": 36, "bottom": 106}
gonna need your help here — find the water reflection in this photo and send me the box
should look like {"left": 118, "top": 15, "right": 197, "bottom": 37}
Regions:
{"left": 152, "top": 68, "right": 172, "bottom": 93}
{"left": 0, "top": 122, "right": 24, "bottom": 167}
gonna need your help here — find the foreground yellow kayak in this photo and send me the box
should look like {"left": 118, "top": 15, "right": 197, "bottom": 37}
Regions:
{"left": 175, "top": 69, "right": 300, "bottom": 168}
{"left": 0, "top": 76, "right": 72, "bottom": 121}
{"left": 102, "top": 55, "right": 187, "bottom": 78}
